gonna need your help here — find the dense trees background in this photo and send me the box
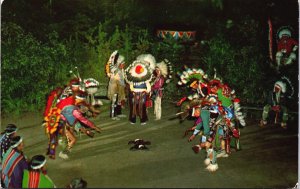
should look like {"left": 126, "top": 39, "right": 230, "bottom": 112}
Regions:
{"left": 1, "top": 0, "right": 299, "bottom": 115}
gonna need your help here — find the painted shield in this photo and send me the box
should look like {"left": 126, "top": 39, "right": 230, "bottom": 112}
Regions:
{"left": 45, "top": 107, "right": 61, "bottom": 134}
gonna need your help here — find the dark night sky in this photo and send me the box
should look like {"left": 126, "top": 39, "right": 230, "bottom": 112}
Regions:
{"left": 2, "top": 0, "right": 299, "bottom": 34}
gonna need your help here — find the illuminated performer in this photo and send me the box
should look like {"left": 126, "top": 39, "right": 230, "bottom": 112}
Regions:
{"left": 59, "top": 78, "right": 82, "bottom": 102}
{"left": 178, "top": 67, "right": 246, "bottom": 171}
{"left": 207, "top": 77, "right": 245, "bottom": 157}
{"left": 60, "top": 73, "right": 101, "bottom": 116}
{"left": 176, "top": 67, "right": 219, "bottom": 172}
{"left": 275, "top": 26, "right": 298, "bottom": 71}
{"left": 177, "top": 67, "right": 212, "bottom": 141}
{"left": 182, "top": 96, "right": 219, "bottom": 172}
{"left": 57, "top": 91, "right": 101, "bottom": 159}
{"left": 125, "top": 54, "right": 156, "bottom": 125}
{"left": 177, "top": 66, "right": 209, "bottom": 106}
{"left": 260, "top": 77, "right": 294, "bottom": 129}
{"left": 151, "top": 59, "right": 172, "bottom": 120}
{"left": 22, "top": 155, "right": 56, "bottom": 188}
{"left": 43, "top": 79, "right": 81, "bottom": 160}
{"left": 44, "top": 78, "right": 100, "bottom": 159}
{"left": 1, "top": 136, "right": 28, "bottom": 188}
{"left": 43, "top": 87, "right": 64, "bottom": 159}
{"left": 187, "top": 95, "right": 220, "bottom": 152}
{"left": 106, "top": 50, "right": 127, "bottom": 120}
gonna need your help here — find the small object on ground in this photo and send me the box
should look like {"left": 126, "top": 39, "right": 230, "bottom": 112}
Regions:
{"left": 128, "top": 139, "right": 151, "bottom": 150}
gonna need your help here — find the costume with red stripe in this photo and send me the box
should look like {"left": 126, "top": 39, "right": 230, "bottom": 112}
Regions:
{"left": 1, "top": 148, "right": 28, "bottom": 188}
{"left": 28, "top": 171, "right": 40, "bottom": 188}
{"left": 22, "top": 170, "right": 55, "bottom": 188}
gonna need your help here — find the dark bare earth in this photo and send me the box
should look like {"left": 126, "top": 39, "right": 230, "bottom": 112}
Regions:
{"left": 1, "top": 101, "right": 298, "bottom": 188}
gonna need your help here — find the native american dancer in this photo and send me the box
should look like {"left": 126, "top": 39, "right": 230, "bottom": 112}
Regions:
{"left": 1, "top": 136, "right": 28, "bottom": 188}
{"left": 106, "top": 50, "right": 127, "bottom": 120}
{"left": 275, "top": 26, "right": 298, "bottom": 71}
{"left": 178, "top": 67, "right": 246, "bottom": 171}
{"left": 205, "top": 77, "right": 245, "bottom": 157}
{"left": 22, "top": 155, "right": 56, "bottom": 188}
{"left": 43, "top": 87, "right": 64, "bottom": 159}
{"left": 61, "top": 69, "right": 102, "bottom": 116}
{"left": 177, "top": 67, "right": 219, "bottom": 171}
{"left": 57, "top": 92, "right": 101, "bottom": 159}
{"left": 186, "top": 96, "right": 219, "bottom": 148}
{"left": 177, "top": 66, "right": 209, "bottom": 107}
{"left": 179, "top": 96, "right": 220, "bottom": 172}
{"left": 260, "top": 77, "right": 294, "bottom": 129}
{"left": 151, "top": 59, "right": 173, "bottom": 120}
{"left": 190, "top": 114, "right": 219, "bottom": 172}
{"left": 83, "top": 78, "right": 101, "bottom": 107}
{"left": 43, "top": 79, "right": 80, "bottom": 160}
{"left": 177, "top": 67, "right": 213, "bottom": 137}
{"left": 209, "top": 79, "right": 233, "bottom": 157}
{"left": 44, "top": 77, "right": 100, "bottom": 159}
{"left": 125, "top": 54, "right": 156, "bottom": 125}
{"left": 69, "top": 66, "right": 102, "bottom": 107}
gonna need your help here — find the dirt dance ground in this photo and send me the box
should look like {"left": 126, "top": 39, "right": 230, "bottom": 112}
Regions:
{"left": 1, "top": 101, "right": 298, "bottom": 188}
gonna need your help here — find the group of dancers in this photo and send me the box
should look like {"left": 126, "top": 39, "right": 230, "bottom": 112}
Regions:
{"left": 0, "top": 50, "right": 173, "bottom": 188}
{"left": 106, "top": 51, "right": 173, "bottom": 124}
{"left": 42, "top": 51, "right": 173, "bottom": 161}
{"left": 176, "top": 66, "right": 246, "bottom": 172}
{"left": 1, "top": 31, "right": 297, "bottom": 187}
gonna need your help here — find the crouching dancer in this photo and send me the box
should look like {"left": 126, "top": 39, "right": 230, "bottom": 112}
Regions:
{"left": 57, "top": 91, "right": 101, "bottom": 159}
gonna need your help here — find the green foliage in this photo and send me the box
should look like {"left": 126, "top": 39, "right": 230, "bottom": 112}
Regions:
{"left": 1, "top": 1, "right": 289, "bottom": 115}
{"left": 1, "top": 22, "right": 72, "bottom": 115}
{"left": 153, "top": 39, "right": 185, "bottom": 63}
{"left": 79, "top": 22, "right": 157, "bottom": 84}
{"left": 2, "top": 97, "right": 23, "bottom": 116}
{"left": 1, "top": 19, "right": 185, "bottom": 115}
{"left": 201, "top": 19, "right": 266, "bottom": 105}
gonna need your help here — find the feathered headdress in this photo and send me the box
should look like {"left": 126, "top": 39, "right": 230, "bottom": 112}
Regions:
{"left": 136, "top": 54, "right": 156, "bottom": 72}
{"left": 106, "top": 50, "right": 125, "bottom": 76}
{"left": 233, "top": 98, "right": 246, "bottom": 127}
{"left": 124, "top": 59, "right": 153, "bottom": 85}
{"left": 277, "top": 26, "right": 293, "bottom": 39}
{"left": 69, "top": 66, "right": 85, "bottom": 92}
{"left": 276, "top": 76, "right": 294, "bottom": 98}
{"left": 177, "top": 66, "right": 208, "bottom": 86}
{"left": 155, "top": 59, "right": 173, "bottom": 84}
